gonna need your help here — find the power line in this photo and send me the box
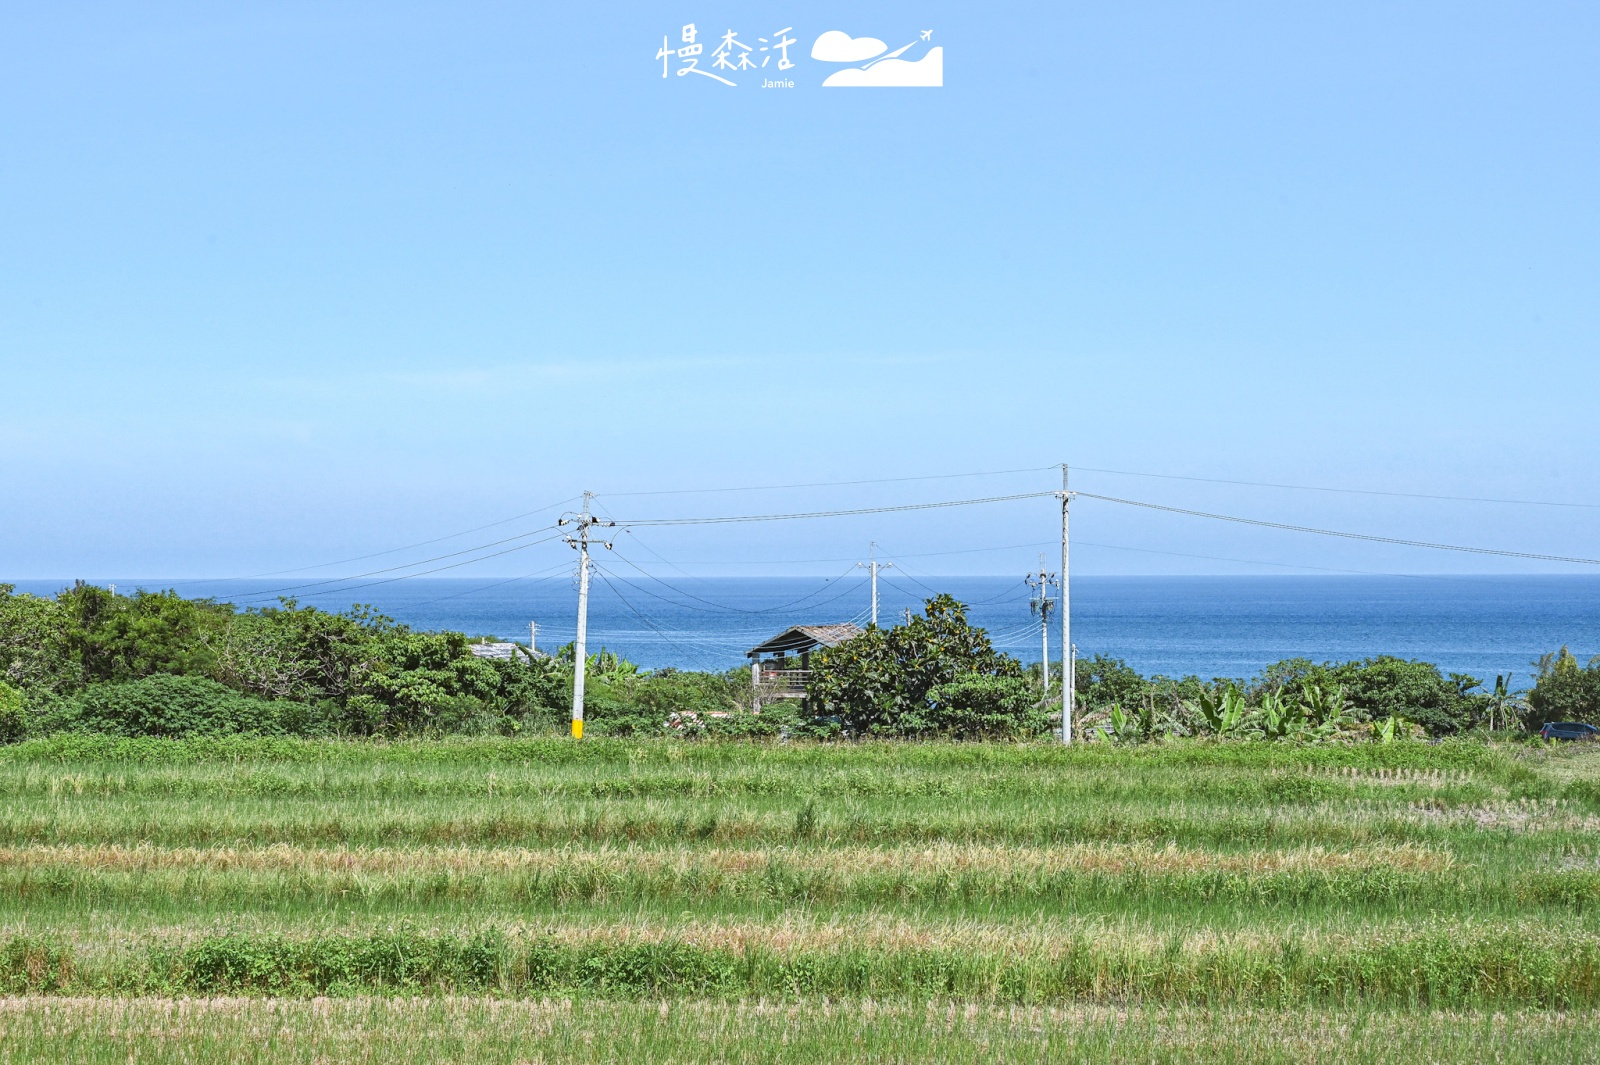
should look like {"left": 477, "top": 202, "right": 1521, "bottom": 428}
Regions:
{"left": 404, "top": 561, "right": 574, "bottom": 609}
{"left": 1070, "top": 538, "right": 1489, "bottom": 580}
{"left": 606, "top": 550, "right": 864, "bottom": 616}
{"left": 597, "top": 466, "right": 1055, "bottom": 498}
{"left": 617, "top": 491, "right": 1057, "bottom": 527}
{"left": 217, "top": 527, "right": 565, "bottom": 603}
{"left": 591, "top": 569, "right": 742, "bottom": 670}
{"left": 593, "top": 559, "right": 869, "bottom": 621}
{"left": 226, "top": 532, "right": 567, "bottom": 606}
{"left": 1075, "top": 466, "right": 1599, "bottom": 510}
{"left": 590, "top": 539, "right": 1063, "bottom": 568}
{"left": 170, "top": 496, "right": 580, "bottom": 586}
{"left": 1078, "top": 492, "right": 1600, "bottom": 566}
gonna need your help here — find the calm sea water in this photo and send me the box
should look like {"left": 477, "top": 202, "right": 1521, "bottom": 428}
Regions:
{"left": 11, "top": 574, "right": 1600, "bottom": 685}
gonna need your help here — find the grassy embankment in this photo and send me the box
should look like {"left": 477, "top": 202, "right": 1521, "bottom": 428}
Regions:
{"left": 2, "top": 736, "right": 1599, "bottom": 1061}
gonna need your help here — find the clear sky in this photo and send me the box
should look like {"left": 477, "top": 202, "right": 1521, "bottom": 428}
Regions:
{"left": 2, "top": 2, "right": 1596, "bottom": 579}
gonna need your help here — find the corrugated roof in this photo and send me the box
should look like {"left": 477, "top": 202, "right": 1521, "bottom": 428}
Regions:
{"left": 746, "top": 623, "right": 865, "bottom": 657}
{"left": 468, "top": 642, "right": 541, "bottom": 661}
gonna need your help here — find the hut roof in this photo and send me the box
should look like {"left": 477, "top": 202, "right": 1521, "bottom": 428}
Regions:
{"left": 746, "top": 623, "right": 865, "bottom": 658}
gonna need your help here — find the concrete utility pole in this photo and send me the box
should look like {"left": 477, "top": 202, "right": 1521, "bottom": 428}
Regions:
{"left": 857, "top": 542, "right": 894, "bottom": 627}
{"left": 1059, "top": 464, "right": 1074, "bottom": 744}
{"left": 561, "top": 492, "right": 614, "bottom": 739}
{"left": 1026, "top": 557, "right": 1057, "bottom": 695}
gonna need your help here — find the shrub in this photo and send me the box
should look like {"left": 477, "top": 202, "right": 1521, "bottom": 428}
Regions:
{"left": 56, "top": 583, "right": 232, "bottom": 684}
{"left": 581, "top": 687, "right": 663, "bottom": 737}
{"left": 807, "top": 595, "right": 1023, "bottom": 735}
{"left": 1527, "top": 648, "right": 1600, "bottom": 728}
{"left": 1074, "top": 654, "right": 1148, "bottom": 710}
{"left": 0, "top": 586, "right": 75, "bottom": 694}
{"left": 37, "top": 674, "right": 294, "bottom": 739}
{"left": 906, "top": 675, "right": 1039, "bottom": 739}
{"left": 1324, "top": 657, "right": 1484, "bottom": 735}
{"left": 0, "top": 682, "right": 25, "bottom": 743}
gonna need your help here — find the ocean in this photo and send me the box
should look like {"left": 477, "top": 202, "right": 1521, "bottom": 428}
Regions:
{"left": 9, "top": 574, "right": 1600, "bottom": 685}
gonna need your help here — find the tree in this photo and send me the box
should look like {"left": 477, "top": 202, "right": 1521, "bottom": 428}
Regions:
{"left": 1527, "top": 647, "right": 1600, "bottom": 729}
{"left": 1072, "top": 654, "right": 1147, "bottom": 710}
{"left": 0, "top": 586, "right": 74, "bottom": 693}
{"left": 1323, "top": 656, "right": 1484, "bottom": 736}
{"left": 907, "top": 674, "right": 1040, "bottom": 738}
{"left": 806, "top": 595, "right": 1023, "bottom": 736}
{"left": 56, "top": 583, "right": 232, "bottom": 684}
{"left": 37, "top": 674, "right": 291, "bottom": 738}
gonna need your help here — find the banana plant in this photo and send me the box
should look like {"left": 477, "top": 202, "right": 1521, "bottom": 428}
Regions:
{"left": 1195, "top": 683, "right": 1248, "bottom": 736}
{"left": 588, "top": 648, "right": 642, "bottom": 684}
{"left": 1373, "top": 714, "right": 1408, "bottom": 743}
{"left": 1485, "top": 674, "right": 1527, "bottom": 732}
{"left": 1100, "top": 703, "right": 1144, "bottom": 745}
{"left": 1255, "top": 689, "right": 1298, "bottom": 739}
{"left": 1298, "top": 682, "right": 1344, "bottom": 726}
{"left": 1296, "top": 681, "right": 1355, "bottom": 740}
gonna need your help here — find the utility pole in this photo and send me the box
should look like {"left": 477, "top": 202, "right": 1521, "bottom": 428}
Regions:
{"left": 857, "top": 542, "right": 893, "bottom": 627}
{"left": 1026, "top": 557, "right": 1057, "bottom": 695}
{"left": 1059, "top": 464, "right": 1074, "bottom": 744}
{"left": 561, "top": 492, "right": 614, "bottom": 739}
{"left": 529, "top": 620, "right": 537, "bottom": 655}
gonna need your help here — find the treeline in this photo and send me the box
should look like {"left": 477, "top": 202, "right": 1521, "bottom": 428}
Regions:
{"left": 0, "top": 582, "right": 1595, "bottom": 743}
{"left": 0, "top": 582, "right": 752, "bottom": 742}
{"left": 1072, "top": 647, "right": 1600, "bottom": 741}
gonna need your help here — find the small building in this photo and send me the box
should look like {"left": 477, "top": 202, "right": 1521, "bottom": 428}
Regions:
{"left": 467, "top": 641, "right": 542, "bottom": 662}
{"left": 746, "top": 623, "right": 864, "bottom": 707}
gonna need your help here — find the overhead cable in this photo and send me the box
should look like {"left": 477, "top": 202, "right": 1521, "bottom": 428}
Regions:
{"left": 171, "top": 496, "right": 580, "bottom": 586}
{"left": 220, "top": 527, "right": 565, "bottom": 602}
{"left": 616, "top": 491, "right": 1057, "bottom": 527}
{"left": 227, "top": 532, "right": 567, "bottom": 606}
{"left": 607, "top": 549, "right": 864, "bottom": 615}
{"left": 597, "top": 466, "right": 1055, "bottom": 498}
{"left": 1074, "top": 467, "right": 1599, "bottom": 509}
{"left": 1078, "top": 493, "right": 1600, "bottom": 566}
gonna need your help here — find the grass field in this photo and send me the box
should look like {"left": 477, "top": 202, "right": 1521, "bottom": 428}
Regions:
{"left": 2, "top": 735, "right": 1598, "bottom": 1061}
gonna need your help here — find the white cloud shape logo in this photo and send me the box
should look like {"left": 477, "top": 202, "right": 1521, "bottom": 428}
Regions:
{"left": 810, "top": 30, "right": 888, "bottom": 63}
{"left": 822, "top": 47, "right": 943, "bottom": 87}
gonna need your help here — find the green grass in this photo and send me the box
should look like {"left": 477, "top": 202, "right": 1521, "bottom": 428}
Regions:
{"left": 6, "top": 998, "right": 1600, "bottom": 1064}
{"left": 3, "top": 736, "right": 1599, "bottom": 1059}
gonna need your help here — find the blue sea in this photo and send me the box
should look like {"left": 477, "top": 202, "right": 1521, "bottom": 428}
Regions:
{"left": 10, "top": 574, "right": 1600, "bottom": 685}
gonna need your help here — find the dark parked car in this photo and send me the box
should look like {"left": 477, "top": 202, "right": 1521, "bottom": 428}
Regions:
{"left": 1540, "top": 721, "right": 1600, "bottom": 741}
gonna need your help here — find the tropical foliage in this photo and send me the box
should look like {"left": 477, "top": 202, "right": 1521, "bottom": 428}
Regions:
{"left": 1526, "top": 647, "right": 1600, "bottom": 728}
{"left": 0, "top": 582, "right": 1584, "bottom": 743}
{"left": 805, "top": 594, "right": 1025, "bottom": 737}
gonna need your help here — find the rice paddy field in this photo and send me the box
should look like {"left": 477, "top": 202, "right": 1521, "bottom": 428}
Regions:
{"left": 2, "top": 735, "right": 1599, "bottom": 1062}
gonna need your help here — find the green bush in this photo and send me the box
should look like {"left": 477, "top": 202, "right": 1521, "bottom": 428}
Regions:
{"left": 1322, "top": 657, "right": 1484, "bottom": 735}
{"left": 580, "top": 689, "right": 662, "bottom": 736}
{"left": 627, "top": 669, "right": 741, "bottom": 718}
{"left": 905, "top": 675, "right": 1039, "bottom": 739}
{"left": 1527, "top": 648, "right": 1600, "bottom": 728}
{"left": 807, "top": 595, "right": 1024, "bottom": 735}
{"left": 0, "top": 681, "right": 25, "bottom": 743}
{"left": 1073, "top": 655, "right": 1486, "bottom": 738}
{"left": 1074, "top": 654, "right": 1149, "bottom": 710}
{"left": 37, "top": 674, "right": 296, "bottom": 739}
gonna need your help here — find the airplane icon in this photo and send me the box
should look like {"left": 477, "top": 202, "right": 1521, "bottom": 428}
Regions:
{"left": 920, "top": 30, "right": 932, "bottom": 41}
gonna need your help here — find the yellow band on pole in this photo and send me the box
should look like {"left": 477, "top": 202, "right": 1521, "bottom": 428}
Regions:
{"left": 572, "top": 719, "right": 583, "bottom": 739}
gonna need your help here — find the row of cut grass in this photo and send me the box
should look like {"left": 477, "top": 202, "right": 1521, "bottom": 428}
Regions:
{"left": 5, "top": 793, "right": 1595, "bottom": 851}
{"left": 4, "top": 997, "right": 1598, "bottom": 1064}
{"left": 5, "top": 921, "right": 1600, "bottom": 1005}
{"left": 5, "top": 841, "right": 1600, "bottom": 919}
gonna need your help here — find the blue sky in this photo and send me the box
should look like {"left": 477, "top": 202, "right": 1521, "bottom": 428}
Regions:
{"left": 2, "top": 2, "right": 1596, "bottom": 579}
